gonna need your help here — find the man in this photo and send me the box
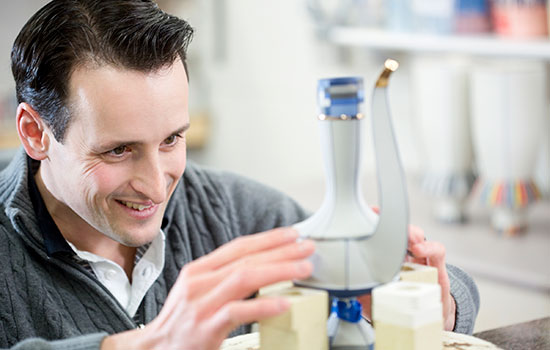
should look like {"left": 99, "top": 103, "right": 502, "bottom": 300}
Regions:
{"left": 0, "top": 1, "right": 479, "bottom": 349}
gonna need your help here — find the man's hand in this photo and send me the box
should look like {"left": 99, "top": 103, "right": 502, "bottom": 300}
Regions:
{"left": 358, "top": 220, "right": 456, "bottom": 331}
{"left": 406, "top": 225, "right": 456, "bottom": 331}
{"left": 101, "top": 228, "right": 314, "bottom": 350}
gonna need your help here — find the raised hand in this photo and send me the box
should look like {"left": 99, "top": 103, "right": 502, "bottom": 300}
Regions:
{"left": 102, "top": 228, "right": 315, "bottom": 350}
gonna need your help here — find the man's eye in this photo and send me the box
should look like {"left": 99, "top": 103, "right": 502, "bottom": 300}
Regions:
{"left": 164, "top": 134, "right": 181, "bottom": 146}
{"left": 108, "top": 145, "right": 129, "bottom": 156}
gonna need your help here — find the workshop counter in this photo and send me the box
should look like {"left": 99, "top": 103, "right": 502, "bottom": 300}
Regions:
{"left": 474, "top": 317, "right": 550, "bottom": 350}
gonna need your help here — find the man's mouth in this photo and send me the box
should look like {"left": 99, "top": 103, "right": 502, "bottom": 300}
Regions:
{"left": 116, "top": 200, "right": 154, "bottom": 211}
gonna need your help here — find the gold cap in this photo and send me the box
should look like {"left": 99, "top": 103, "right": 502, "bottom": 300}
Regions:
{"left": 376, "top": 59, "right": 399, "bottom": 88}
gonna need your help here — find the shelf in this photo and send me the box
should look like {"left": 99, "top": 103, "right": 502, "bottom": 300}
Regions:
{"left": 327, "top": 27, "right": 550, "bottom": 60}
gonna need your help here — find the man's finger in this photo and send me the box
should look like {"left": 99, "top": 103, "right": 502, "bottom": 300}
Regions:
{"left": 196, "top": 260, "right": 313, "bottom": 317}
{"left": 208, "top": 297, "right": 291, "bottom": 344}
{"left": 166, "top": 230, "right": 311, "bottom": 311}
{"left": 408, "top": 241, "right": 451, "bottom": 294}
{"left": 408, "top": 241, "right": 446, "bottom": 268}
{"left": 220, "top": 239, "right": 315, "bottom": 273}
{"left": 172, "top": 240, "right": 315, "bottom": 301}
{"left": 405, "top": 253, "right": 427, "bottom": 265}
{"left": 408, "top": 225, "right": 425, "bottom": 245}
{"left": 188, "top": 228, "right": 299, "bottom": 273}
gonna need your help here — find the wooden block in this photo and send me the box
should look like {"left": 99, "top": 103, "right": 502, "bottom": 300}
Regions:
{"left": 399, "top": 262, "right": 439, "bottom": 284}
{"left": 259, "top": 286, "right": 328, "bottom": 330}
{"left": 373, "top": 281, "right": 443, "bottom": 350}
{"left": 259, "top": 286, "right": 328, "bottom": 350}
{"left": 375, "top": 320, "right": 443, "bottom": 350}
{"left": 260, "top": 324, "right": 328, "bottom": 350}
{"left": 258, "top": 280, "right": 294, "bottom": 296}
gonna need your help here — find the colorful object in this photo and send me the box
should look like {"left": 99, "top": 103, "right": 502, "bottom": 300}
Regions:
{"left": 469, "top": 59, "right": 547, "bottom": 233}
{"left": 473, "top": 179, "right": 542, "bottom": 234}
{"left": 474, "top": 179, "right": 541, "bottom": 208}
{"left": 491, "top": 0, "right": 549, "bottom": 37}
{"left": 455, "top": 0, "right": 491, "bottom": 33}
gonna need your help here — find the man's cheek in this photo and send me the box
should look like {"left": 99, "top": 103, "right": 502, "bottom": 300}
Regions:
{"left": 84, "top": 165, "right": 127, "bottom": 196}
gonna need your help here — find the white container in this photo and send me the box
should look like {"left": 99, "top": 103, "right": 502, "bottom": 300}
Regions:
{"left": 411, "top": 55, "right": 475, "bottom": 223}
{"left": 469, "top": 59, "right": 546, "bottom": 233}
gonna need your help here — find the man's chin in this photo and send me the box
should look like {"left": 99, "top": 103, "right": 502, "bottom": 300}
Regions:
{"left": 109, "top": 227, "right": 160, "bottom": 247}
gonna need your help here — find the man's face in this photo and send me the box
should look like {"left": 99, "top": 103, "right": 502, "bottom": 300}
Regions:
{"left": 39, "top": 60, "right": 189, "bottom": 247}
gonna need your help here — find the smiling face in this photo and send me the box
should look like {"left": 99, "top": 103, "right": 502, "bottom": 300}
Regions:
{"left": 36, "top": 60, "right": 189, "bottom": 250}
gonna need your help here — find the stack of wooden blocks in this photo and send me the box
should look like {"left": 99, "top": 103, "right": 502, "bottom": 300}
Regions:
{"left": 257, "top": 263, "right": 442, "bottom": 350}
{"left": 259, "top": 286, "right": 329, "bottom": 350}
{"left": 372, "top": 262, "right": 443, "bottom": 350}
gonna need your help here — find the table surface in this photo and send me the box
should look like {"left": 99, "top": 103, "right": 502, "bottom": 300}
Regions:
{"left": 222, "top": 331, "right": 500, "bottom": 350}
{"left": 221, "top": 317, "right": 549, "bottom": 350}
{"left": 474, "top": 317, "right": 550, "bottom": 350}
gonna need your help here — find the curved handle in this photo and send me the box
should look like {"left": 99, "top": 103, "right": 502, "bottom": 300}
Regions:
{"left": 362, "top": 59, "right": 409, "bottom": 282}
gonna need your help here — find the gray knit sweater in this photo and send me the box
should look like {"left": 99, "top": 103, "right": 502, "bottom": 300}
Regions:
{"left": 0, "top": 149, "right": 479, "bottom": 349}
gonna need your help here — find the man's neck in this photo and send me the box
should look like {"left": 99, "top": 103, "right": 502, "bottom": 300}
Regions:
{"left": 34, "top": 168, "right": 137, "bottom": 280}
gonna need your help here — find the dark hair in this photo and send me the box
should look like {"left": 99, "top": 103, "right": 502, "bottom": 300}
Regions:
{"left": 11, "top": 0, "right": 194, "bottom": 142}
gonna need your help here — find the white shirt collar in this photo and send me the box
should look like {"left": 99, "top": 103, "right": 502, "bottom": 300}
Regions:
{"left": 67, "top": 230, "right": 166, "bottom": 317}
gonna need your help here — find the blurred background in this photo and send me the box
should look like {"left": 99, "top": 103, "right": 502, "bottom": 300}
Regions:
{"left": 0, "top": 0, "right": 549, "bottom": 333}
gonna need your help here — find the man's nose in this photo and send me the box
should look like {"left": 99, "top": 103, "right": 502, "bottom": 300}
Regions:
{"left": 132, "top": 153, "right": 167, "bottom": 204}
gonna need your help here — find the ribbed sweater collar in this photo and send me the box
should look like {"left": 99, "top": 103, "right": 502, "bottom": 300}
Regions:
{"left": 0, "top": 148, "right": 48, "bottom": 257}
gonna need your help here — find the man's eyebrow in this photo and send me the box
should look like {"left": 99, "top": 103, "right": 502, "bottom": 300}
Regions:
{"left": 173, "top": 123, "right": 191, "bottom": 135}
{"left": 95, "top": 123, "right": 191, "bottom": 151}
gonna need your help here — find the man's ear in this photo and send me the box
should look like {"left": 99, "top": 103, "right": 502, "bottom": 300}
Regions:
{"left": 16, "top": 103, "right": 51, "bottom": 161}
